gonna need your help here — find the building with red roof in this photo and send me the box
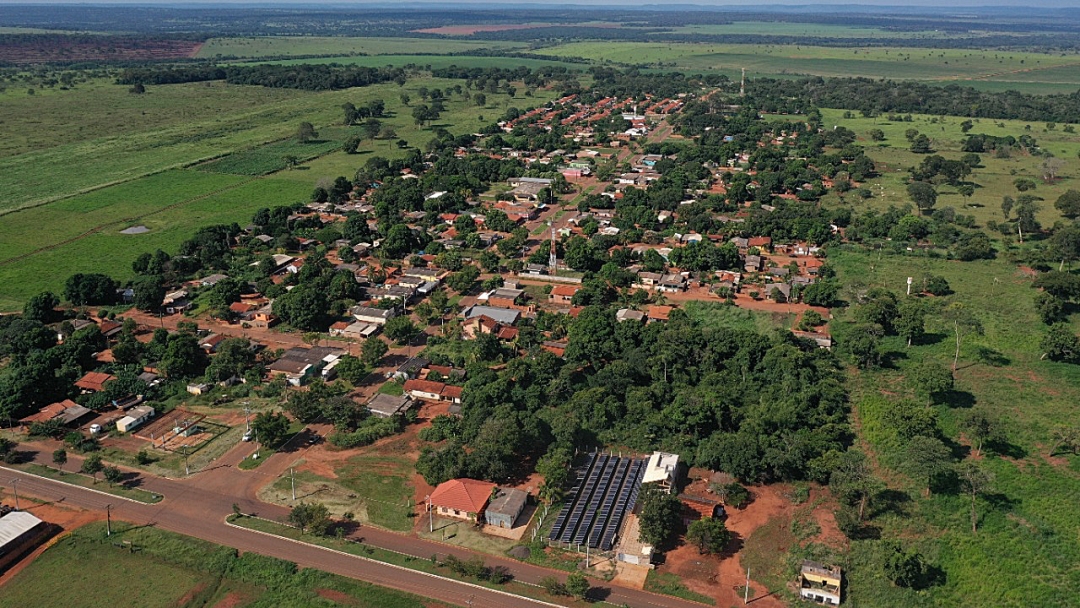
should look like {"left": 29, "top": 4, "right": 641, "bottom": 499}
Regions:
{"left": 75, "top": 371, "right": 116, "bottom": 393}
{"left": 429, "top": 478, "right": 496, "bottom": 523}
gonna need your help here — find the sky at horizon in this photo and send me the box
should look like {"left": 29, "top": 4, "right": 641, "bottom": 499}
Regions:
{"left": 0, "top": 0, "right": 1077, "bottom": 7}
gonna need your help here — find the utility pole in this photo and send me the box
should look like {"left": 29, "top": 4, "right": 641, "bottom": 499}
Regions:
{"left": 106, "top": 504, "right": 112, "bottom": 536}
{"left": 740, "top": 68, "right": 746, "bottom": 97}
{"left": 548, "top": 221, "right": 557, "bottom": 274}
{"left": 586, "top": 543, "right": 590, "bottom": 569}
{"left": 744, "top": 568, "right": 750, "bottom": 604}
{"left": 10, "top": 478, "right": 19, "bottom": 511}
{"left": 184, "top": 446, "right": 190, "bottom": 476}
{"left": 426, "top": 495, "right": 433, "bottom": 532}
{"left": 243, "top": 402, "right": 251, "bottom": 433}
{"left": 290, "top": 467, "right": 296, "bottom": 501}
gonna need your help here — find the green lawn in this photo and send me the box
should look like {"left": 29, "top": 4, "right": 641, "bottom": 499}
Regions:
{"left": 826, "top": 247, "right": 1080, "bottom": 607}
{"left": 643, "top": 571, "right": 715, "bottom": 605}
{"left": 683, "top": 300, "right": 795, "bottom": 334}
{"left": 12, "top": 463, "right": 162, "bottom": 504}
{"left": 3, "top": 521, "right": 445, "bottom": 608}
{"left": 336, "top": 454, "right": 415, "bottom": 531}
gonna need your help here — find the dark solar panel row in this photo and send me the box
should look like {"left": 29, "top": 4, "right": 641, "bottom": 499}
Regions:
{"left": 549, "top": 452, "right": 598, "bottom": 541}
{"left": 557, "top": 453, "right": 609, "bottom": 543}
{"left": 599, "top": 460, "right": 645, "bottom": 551}
{"left": 573, "top": 455, "right": 620, "bottom": 545}
{"left": 548, "top": 452, "right": 647, "bottom": 550}
{"left": 587, "top": 457, "right": 631, "bottom": 548}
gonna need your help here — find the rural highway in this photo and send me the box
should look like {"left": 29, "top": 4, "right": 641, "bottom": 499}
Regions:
{"left": 3, "top": 444, "right": 708, "bottom": 608}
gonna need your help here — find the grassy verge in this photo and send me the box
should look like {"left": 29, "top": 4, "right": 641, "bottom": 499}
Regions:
{"left": 228, "top": 514, "right": 585, "bottom": 606}
{"left": 237, "top": 421, "right": 305, "bottom": 470}
{"left": 643, "top": 571, "right": 716, "bottom": 605}
{"left": 11, "top": 463, "right": 163, "bottom": 504}
{"left": 2, "top": 520, "right": 446, "bottom": 608}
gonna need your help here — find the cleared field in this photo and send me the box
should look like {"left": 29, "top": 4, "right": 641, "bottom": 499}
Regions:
{"left": 0, "top": 78, "right": 462, "bottom": 214}
{"left": 830, "top": 248, "right": 1080, "bottom": 607}
{"left": 672, "top": 22, "right": 948, "bottom": 38}
{"left": 197, "top": 35, "right": 526, "bottom": 58}
{"left": 250, "top": 53, "right": 584, "bottom": 71}
{"left": 0, "top": 79, "right": 310, "bottom": 159}
{"left": 0, "top": 171, "right": 311, "bottom": 309}
{"left": 816, "top": 108, "right": 1080, "bottom": 229}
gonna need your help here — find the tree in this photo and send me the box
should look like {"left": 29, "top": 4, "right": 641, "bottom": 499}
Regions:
{"left": 335, "top": 355, "right": 367, "bottom": 385}
{"left": 362, "top": 118, "right": 382, "bottom": 140}
{"left": 289, "top": 501, "right": 332, "bottom": 535}
{"left": 959, "top": 408, "right": 1001, "bottom": 457}
{"left": 1013, "top": 177, "right": 1037, "bottom": 193}
{"left": 907, "top": 181, "right": 938, "bottom": 216}
{"left": 846, "top": 323, "right": 883, "bottom": 369}
{"left": 297, "top": 121, "right": 318, "bottom": 143}
{"left": 1051, "top": 224, "right": 1080, "bottom": 271}
{"left": 896, "top": 299, "right": 927, "bottom": 347}
{"left": 1014, "top": 196, "right": 1042, "bottom": 243}
{"left": 52, "top": 448, "right": 67, "bottom": 473}
{"left": 446, "top": 265, "right": 480, "bottom": 293}
{"left": 64, "top": 273, "right": 119, "bottom": 306}
{"left": 81, "top": 453, "right": 104, "bottom": 481}
{"left": 883, "top": 542, "right": 933, "bottom": 588}
{"left": 1035, "top": 292, "right": 1066, "bottom": 325}
{"left": 103, "top": 465, "right": 123, "bottom": 487}
{"left": 564, "top": 572, "right": 590, "bottom": 600}
{"left": 829, "top": 449, "right": 882, "bottom": 521}
{"left": 637, "top": 485, "right": 682, "bottom": 548}
{"left": 1054, "top": 190, "right": 1080, "bottom": 219}
{"left": 900, "top": 436, "right": 951, "bottom": 496}
{"left": 342, "top": 102, "right": 357, "bottom": 125}
{"left": 252, "top": 411, "right": 290, "bottom": 448}
{"left": 923, "top": 275, "right": 951, "bottom": 296}
{"left": 23, "top": 291, "right": 59, "bottom": 323}
{"left": 399, "top": 92, "right": 410, "bottom": 106}
{"left": 910, "top": 134, "right": 932, "bottom": 153}
{"left": 685, "top": 517, "right": 730, "bottom": 554}
{"left": 161, "top": 333, "right": 208, "bottom": 379}
{"left": 912, "top": 361, "right": 953, "bottom": 405}
{"left": 1040, "top": 323, "right": 1080, "bottom": 363}
{"left": 1050, "top": 427, "right": 1080, "bottom": 456}
{"left": 1043, "top": 157, "right": 1065, "bottom": 183}
{"left": 361, "top": 337, "right": 389, "bottom": 367}
{"left": 868, "top": 128, "right": 885, "bottom": 141}
{"left": 342, "top": 135, "right": 362, "bottom": 154}
{"left": 384, "top": 316, "right": 419, "bottom": 345}
{"left": 132, "top": 275, "right": 166, "bottom": 312}
{"left": 940, "top": 303, "right": 983, "bottom": 372}
{"left": 956, "top": 461, "right": 994, "bottom": 534}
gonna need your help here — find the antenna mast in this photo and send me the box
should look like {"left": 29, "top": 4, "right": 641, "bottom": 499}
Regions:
{"left": 549, "top": 221, "right": 557, "bottom": 273}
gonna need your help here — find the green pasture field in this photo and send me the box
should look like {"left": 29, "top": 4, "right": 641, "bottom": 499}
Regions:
{"left": 816, "top": 109, "right": 1080, "bottom": 229}
{"left": 0, "top": 79, "right": 310, "bottom": 159}
{"left": 2, "top": 521, "right": 442, "bottom": 608}
{"left": 197, "top": 36, "right": 527, "bottom": 59}
{"left": 0, "top": 78, "right": 464, "bottom": 214}
{"left": 541, "top": 41, "right": 1080, "bottom": 91}
{"left": 277, "top": 83, "right": 561, "bottom": 186}
{"left": 245, "top": 53, "right": 585, "bottom": 72}
{"left": 825, "top": 248, "right": 1080, "bottom": 607}
{"left": 0, "top": 171, "right": 311, "bottom": 310}
{"left": 671, "top": 21, "right": 947, "bottom": 38}
{"left": 199, "top": 126, "right": 351, "bottom": 176}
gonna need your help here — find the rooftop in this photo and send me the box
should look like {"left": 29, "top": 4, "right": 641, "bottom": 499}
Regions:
{"left": 0, "top": 511, "right": 44, "bottom": 548}
{"left": 430, "top": 478, "right": 496, "bottom": 514}
{"left": 486, "top": 487, "right": 528, "bottom": 517}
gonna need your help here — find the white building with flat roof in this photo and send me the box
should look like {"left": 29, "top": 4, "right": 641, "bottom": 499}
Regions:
{"left": 642, "top": 451, "right": 679, "bottom": 494}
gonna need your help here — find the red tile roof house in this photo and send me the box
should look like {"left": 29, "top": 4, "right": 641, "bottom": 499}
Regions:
{"left": 549, "top": 284, "right": 580, "bottom": 304}
{"left": 75, "top": 371, "right": 116, "bottom": 393}
{"left": 428, "top": 478, "right": 497, "bottom": 523}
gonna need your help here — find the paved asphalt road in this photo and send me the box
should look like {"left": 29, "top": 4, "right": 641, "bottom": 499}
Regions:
{"left": 3, "top": 442, "right": 707, "bottom": 608}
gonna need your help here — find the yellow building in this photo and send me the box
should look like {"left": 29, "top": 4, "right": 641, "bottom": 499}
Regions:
{"left": 799, "top": 560, "right": 842, "bottom": 605}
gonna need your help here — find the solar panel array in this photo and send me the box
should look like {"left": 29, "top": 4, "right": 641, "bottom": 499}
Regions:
{"left": 548, "top": 452, "right": 645, "bottom": 550}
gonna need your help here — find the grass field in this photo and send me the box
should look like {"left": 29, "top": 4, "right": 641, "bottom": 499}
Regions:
{"left": 12, "top": 463, "right": 163, "bottom": 503}
{"left": 245, "top": 53, "right": 585, "bottom": 71}
{"left": 0, "top": 76, "right": 534, "bottom": 309}
{"left": 816, "top": 109, "right": 1080, "bottom": 230}
{"left": 3, "top": 521, "right": 444, "bottom": 608}
{"left": 684, "top": 300, "right": 795, "bottom": 334}
{"left": 0, "top": 171, "right": 311, "bottom": 309}
{"left": 541, "top": 42, "right": 1080, "bottom": 93}
{"left": 336, "top": 454, "right": 415, "bottom": 531}
{"left": 827, "top": 247, "right": 1080, "bottom": 607}
{"left": 197, "top": 36, "right": 527, "bottom": 58}
{"left": 671, "top": 22, "right": 948, "bottom": 39}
